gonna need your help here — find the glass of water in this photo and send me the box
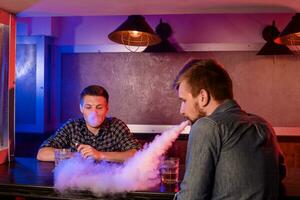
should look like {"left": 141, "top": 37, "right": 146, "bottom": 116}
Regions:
{"left": 54, "top": 148, "right": 72, "bottom": 166}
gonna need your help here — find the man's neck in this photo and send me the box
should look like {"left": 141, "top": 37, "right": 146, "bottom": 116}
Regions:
{"left": 205, "top": 99, "right": 224, "bottom": 116}
{"left": 86, "top": 125, "right": 101, "bottom": 135}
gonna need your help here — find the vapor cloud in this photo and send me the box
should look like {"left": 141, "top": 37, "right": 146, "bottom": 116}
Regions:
{"left": 54, "top": 120, "right": 189, "bottom": 196}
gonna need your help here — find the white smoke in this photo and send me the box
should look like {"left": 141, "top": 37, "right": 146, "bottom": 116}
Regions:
{"left": 54, "top": 120, "right": 189, "bottom": 196}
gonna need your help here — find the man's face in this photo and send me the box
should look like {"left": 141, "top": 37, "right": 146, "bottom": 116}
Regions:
{"left": 80, "top": 95, "right": 108, "bottom": 129}
{"left": 178, "top": 80, "right": 206, "bottom": 123}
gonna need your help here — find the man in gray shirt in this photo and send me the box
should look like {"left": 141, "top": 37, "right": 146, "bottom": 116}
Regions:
{"left": 174, "top": 59, "right": 286, "bottom": 200}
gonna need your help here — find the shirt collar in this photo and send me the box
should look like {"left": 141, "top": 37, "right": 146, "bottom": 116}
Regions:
{"left": 79, "top": 117, "right": 110, "bottom": 135}
{"left": 210, "top": 99, "right": 241, "bottom": 116}
{"left": 99, "top": 117, "right": 110, "bottom": 132}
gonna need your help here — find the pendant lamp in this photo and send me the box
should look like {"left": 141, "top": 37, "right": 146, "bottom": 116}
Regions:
{"left": 108, "top": 15, "right": 161, "bottom": 52}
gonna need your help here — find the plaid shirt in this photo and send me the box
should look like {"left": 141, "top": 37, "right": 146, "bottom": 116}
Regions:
{"left": 40, "top": 117, "right": 141, "bottom": 152}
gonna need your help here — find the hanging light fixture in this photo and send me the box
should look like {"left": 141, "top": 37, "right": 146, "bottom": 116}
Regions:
{"left": 274, "top": 13, "right": 300, "bottom": 46}
{"left": 257, "top": 21, "right": 293, "bottom": 55}
{"left": 108, "top": 15, "right": 161, "bottom": 52}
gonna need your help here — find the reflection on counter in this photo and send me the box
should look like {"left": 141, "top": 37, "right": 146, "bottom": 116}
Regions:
{"left": 160, "top": 182, "right": 179, "bottom": 193}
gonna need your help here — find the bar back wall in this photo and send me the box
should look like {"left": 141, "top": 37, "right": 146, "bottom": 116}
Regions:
{"left": 60, "top": 52, "right": 300, "bottom": 127}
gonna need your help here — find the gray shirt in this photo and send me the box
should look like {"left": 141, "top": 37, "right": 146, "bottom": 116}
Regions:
{"left": 176, "top": 99, "right": 285, "bottom": 200}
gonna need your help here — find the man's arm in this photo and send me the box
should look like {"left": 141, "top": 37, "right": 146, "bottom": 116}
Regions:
{"left": 176, "top": 119, "right": 221, "bottom": 200}
{"left": 77, "top": 144, "right": 137, "bottom": 162}
{"left": 37, "top": 147, "right": 55, "bottom": 161}
{"left": 100, "top": 149, "right": 137, "bottom": 162}
{"left": 36, "top": 120, "right": 73, "bottom": 161}
{"left": 278, "top": 148, "right": 287, "bottom": 197}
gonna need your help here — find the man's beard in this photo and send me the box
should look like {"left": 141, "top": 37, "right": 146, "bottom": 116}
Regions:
{"left": 189, "top": 101, "right": 206, "bottom": 124}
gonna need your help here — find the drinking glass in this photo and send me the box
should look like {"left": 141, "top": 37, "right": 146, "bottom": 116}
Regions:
{"left": 54, "top": 148, "right": 72, "bottom": 166}
{"left": 160, "top": 157, "right": 179, "bottom": 184}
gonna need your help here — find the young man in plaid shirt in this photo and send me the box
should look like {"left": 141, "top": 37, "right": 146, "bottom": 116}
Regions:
{"left": 37, "top": 85, "right": 141, "bottom": 162}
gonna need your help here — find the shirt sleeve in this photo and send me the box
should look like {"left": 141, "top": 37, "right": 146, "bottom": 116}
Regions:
{"left": 176, "top": 118, "right": 221, "bottom": 200}
{"left": 111, "top": 118, "right": 142, "bottom": 151}
{"left": 39, "top": 120, "right": 73, "bottom": 149}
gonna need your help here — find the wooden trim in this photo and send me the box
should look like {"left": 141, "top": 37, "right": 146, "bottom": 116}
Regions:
{"left": 56, "top": 43, "right": 263, "bottom": 53}
{"left": 274, "top": 127, "right": 300, "bottom": 136}
{"left": 127, "top": 124, "right": 300, "bottom": 136}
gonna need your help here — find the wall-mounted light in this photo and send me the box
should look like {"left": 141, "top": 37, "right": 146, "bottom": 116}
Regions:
{"left": 274, "top": 13, "right": 300, "bottom": 46}
{"left": 257, "top": 21, "right": 292, "bottom": 55}
{"left": 144, "top": 19, "right": 181, "bottom": 52}
{"left": 108, "top": 15, "right": 161, "bottom": 52}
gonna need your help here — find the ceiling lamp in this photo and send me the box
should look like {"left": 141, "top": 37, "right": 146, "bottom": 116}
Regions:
{"left": 274, "top": 13, "right": 300, "bottom": 46}
{"left": 108, "top": 15, "right": 161, "bottom": 52}
{"left": 257, "top": 21, "right": 293, "bottom": 55}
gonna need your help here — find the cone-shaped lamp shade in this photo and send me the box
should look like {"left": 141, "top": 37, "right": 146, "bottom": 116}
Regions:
{"left": 257, "top": 41, "right": 293, "bottom": 55}
{"left": 274, "top": 13, "right": 300, "bottom": 45}
{"left": 108, "top": 15, "right": 161, "bottom": 47}
{"left": 257, "top": 21, "right": 293, "bottom": 55}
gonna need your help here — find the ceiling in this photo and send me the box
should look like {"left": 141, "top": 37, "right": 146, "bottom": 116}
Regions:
{"left": 0, "top": 0, "right": 299, "bottom": 17}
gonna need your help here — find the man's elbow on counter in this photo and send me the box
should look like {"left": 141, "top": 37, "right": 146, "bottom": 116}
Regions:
{"left": 36, "top": 150, "right": 43, "bottom": 161}
{"left": 127, "top": 149, "right": 138, "bottom": 159}
{"left": 36, "top": 149, "right": 45, "bottom": 161}
{"left": 36, "top": 147, "right": 53, "bottom": 161}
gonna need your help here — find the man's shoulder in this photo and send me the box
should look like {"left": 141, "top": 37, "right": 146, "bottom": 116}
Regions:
{"left": 106, "top": 117, "right": 129, "bottom": 129}
{"left": 194, "top": 116, "right": 218, "bottom": 128}
{"left": 191, "top": 117, "right": 219, "bottom": 135}
{"left": 189, "top": 117, "right": 222, "bottom": 145}
{"left": 247, "top": 113, "right": 269, "bottom": 124}
{"left": 211, "top": 109, "right": 270, "bottom": 127}
{"left": 61, "top": 118, "right": 85, "bottom": 127}
{"left": 107, "top": 117, "right": 126, "bottom": 124}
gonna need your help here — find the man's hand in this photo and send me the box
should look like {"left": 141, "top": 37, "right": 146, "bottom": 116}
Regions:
{"left": 76, "top": 144, "right": 137, "bottom": 162}
{"left": 77, "top": 144, "right": 103, "bottom": 160}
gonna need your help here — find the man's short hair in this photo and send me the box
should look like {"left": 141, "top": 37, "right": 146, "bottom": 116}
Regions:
{"left": 174, "top": 59, "right": 233, "bottom": 101}
{"left": 80, "top": 85, "right": 109, "bottom": 105}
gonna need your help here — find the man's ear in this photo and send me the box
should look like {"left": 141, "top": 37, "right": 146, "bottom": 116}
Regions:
{"left": 79, "top": 104, "right": 83, "bottom": 113}
{"left": 198, "top": 89, "right": 210, "bottom": 107}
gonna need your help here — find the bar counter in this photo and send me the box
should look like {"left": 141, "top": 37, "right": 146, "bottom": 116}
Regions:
{"left": 0, "top": 157, "right": 178, "bottom": 200}
{"left": 1, "top": 157, "right": 300, "bottom": 200}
